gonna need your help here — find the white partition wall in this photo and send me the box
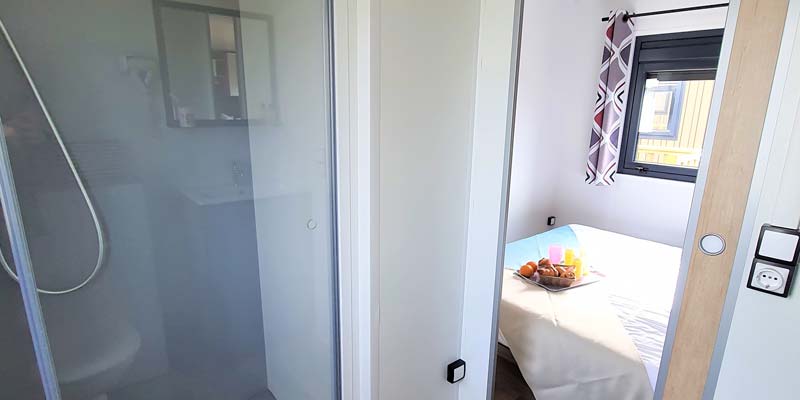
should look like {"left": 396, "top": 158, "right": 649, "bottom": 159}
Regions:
{"left": 459, "top": 0, "right": 522, "bottom": 399}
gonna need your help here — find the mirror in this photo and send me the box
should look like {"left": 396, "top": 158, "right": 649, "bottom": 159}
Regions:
{"left": 154, "top": 1, "right": 278, "bottom": 127}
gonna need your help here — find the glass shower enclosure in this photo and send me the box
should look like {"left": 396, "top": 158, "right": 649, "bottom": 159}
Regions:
{"left": 0, "top": 0, "right": 339, "bottom": 399}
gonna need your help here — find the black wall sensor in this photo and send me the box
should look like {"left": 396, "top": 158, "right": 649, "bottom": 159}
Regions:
{"left": 447, "top": 359, "right": 466, "bottom": 384}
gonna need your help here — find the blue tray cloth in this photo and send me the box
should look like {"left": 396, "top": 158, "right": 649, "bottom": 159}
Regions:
{"left": 504, "top": 225, "right": 580, "bottom": 269}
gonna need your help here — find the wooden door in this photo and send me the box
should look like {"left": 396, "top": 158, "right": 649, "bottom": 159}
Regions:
{"left": 662, "top": 0, "right": 791, "bottom": 399}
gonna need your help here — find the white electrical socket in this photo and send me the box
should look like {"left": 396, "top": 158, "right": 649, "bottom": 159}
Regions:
{"left": 750, "top": 262, "right": 790, "bottom": 294}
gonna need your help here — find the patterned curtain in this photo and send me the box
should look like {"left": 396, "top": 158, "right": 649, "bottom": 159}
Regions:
{"left": 586, "top": 10, "right": 634, "bottom": 186}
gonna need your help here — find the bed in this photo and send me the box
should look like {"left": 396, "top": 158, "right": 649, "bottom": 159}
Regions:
{"left": 499, "top": 224, "right": 682, "bottom": 400}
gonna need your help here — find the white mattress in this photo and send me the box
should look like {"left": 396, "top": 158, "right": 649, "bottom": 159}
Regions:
{"left": 500, "top": 224, "right": 682, "bottom": 395}
{"left": 571, "top": 225, "right": 681, "bottom": 388}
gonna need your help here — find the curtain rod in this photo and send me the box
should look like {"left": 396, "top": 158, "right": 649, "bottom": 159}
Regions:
{"left": 601, "top": 3, "right": 729, "bottom": 22}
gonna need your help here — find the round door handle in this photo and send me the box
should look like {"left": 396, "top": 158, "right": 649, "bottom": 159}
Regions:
{"left": 699, "top": 233, "right": 726, "bottom": 256}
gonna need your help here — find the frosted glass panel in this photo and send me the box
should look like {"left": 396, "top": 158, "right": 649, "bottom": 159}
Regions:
{"left": 0, "top": 0, "right": 338, "bottom": 399}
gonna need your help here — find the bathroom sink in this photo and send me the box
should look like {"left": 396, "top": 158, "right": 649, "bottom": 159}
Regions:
{"left": 181, "top": 184, "right": 254, "bottom": 206}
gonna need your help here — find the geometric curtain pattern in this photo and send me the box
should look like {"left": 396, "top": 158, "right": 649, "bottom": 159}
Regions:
{"left": 586, "top": 10, "right": 635, "bottom": 186}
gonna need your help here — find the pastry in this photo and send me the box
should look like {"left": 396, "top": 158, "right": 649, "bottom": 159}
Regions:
{"left": 538, "top": 257, "right": 552, "bottom": 267}
{"left": 519, "top": 264, "right": 535, "bottom": 278}
{"left": 526, "top": 261, "right": 538, "bottom": 274}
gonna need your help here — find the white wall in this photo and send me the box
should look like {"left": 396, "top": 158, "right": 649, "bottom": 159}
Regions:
{"left": 713, "top": 1, "right": 800, "bottom": 397}
{"left": 378, "top": 0, "right": 481, "bottom": 398}
{"left": 507, "top": 0, "right": 726, "bottom": 247}
{"left": 459, "top": 1, "right": 520, "bottom": 400}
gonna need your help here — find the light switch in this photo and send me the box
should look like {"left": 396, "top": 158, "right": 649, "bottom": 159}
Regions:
{"left": 755, "top": 224, "right": 800, "bottom": 265}
{"left": 759, "top": 230, "right": 799, "bottom": 261}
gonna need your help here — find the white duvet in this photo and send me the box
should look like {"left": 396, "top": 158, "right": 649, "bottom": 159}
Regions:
{"left": 499, "top": 225, "right": 682, "bottom": 400}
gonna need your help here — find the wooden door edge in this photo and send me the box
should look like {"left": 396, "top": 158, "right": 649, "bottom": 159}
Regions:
{"left": 662, "top": 1, "right": 791, "bottom": 399}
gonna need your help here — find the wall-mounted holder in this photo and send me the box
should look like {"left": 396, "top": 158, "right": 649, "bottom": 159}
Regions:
{"left": 746, "top": 224, "right": 800, "bottom": 298}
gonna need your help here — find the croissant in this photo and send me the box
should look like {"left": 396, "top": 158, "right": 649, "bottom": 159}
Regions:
{"left": 538, "top": 257, "right": 552, "bottom": 267}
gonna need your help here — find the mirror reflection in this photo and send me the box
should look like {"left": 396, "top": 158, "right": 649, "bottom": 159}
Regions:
{"left": 155, "top": 1, "right": 278, "bottom": 127}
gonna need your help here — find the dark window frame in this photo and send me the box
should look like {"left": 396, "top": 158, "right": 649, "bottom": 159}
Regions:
{"left": 619, "top": 29, "right": 724, "bottom": 183}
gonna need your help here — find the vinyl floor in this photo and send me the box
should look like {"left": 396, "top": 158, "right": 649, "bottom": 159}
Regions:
{"left": 493, "top": 345, "right": 535, "bottom": 400}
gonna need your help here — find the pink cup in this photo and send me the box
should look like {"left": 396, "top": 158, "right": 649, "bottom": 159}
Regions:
{"left": 548, "top": 245, "right": 564, "bottom": 264}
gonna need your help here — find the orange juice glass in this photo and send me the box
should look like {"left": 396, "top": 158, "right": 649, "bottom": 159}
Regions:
{"left": 564, "top": 248, "right": 575, "bottom": 265}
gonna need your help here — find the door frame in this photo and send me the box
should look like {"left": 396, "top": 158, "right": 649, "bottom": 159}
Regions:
{"left": 457, "top": 0, "right": 795, "bottom": 399}
{"left": 333, "top": 0, "right": 380, "bottom": 399}
{"left": 710, "top": 4, "right": 800, "bottom": 394}
{"left": 654, "top": 1, "right": 745, "bottom": 398}
{"left": 458, "top": 0, "right": 524, "bottom": 399}
{"left": 659, "top": 0, "right": 791, "bottom": 398}
{"left": 703, "top": 1, "right": 800, "bottom": 396}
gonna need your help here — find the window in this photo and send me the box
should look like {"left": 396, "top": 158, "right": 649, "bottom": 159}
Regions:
{"left": 638, "top": 80, "right": 684, "bottom": 139}
{"left": 619, "top": 30, "right": 723, "bottom": 182}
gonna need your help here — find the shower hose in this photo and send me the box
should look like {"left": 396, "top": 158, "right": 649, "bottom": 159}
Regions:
{"left": 0, "top": 19, "right": 105, "bottom": 295}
